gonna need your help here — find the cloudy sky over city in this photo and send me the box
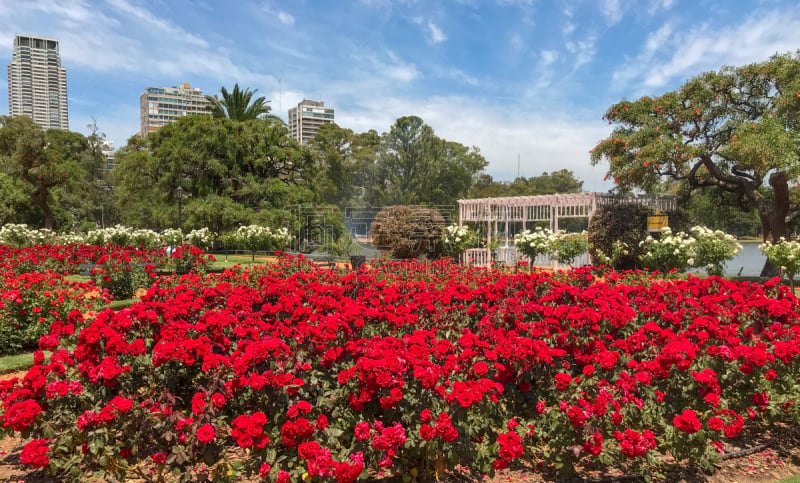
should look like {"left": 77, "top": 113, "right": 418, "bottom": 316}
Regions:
{"left": 2, "top": 0, "right": 800, "bottom": 191}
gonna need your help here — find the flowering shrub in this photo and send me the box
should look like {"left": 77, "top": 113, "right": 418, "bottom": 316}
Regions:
{"left": 551, "top": 231, "right": 589, "bottom": 266}
{"left": 690, "top": 226, "right": 742, "bottom": 277}
{"left": 1, "top": 258, "right": 800, "bottom": 481}
{"left": 0, "top": 271, "right": 103, "bottom": 354}
{"left": 160, "top": 229, "right": 184, "bottom": 247}
{"left": 185, "top": 228, "right": 215, "bottom": 251}
{"left": 640, "top": 226, "right": 742, "bottom": 276}
{"left": 222, "top": 225, "right": 292, "bottom": 261}
{"left": 441, "top": 224, "right": 479, "bottom": 259}
{"left": 513, "top": 226, "right": 555, "bottom": 262}
{"left": 639, "top": 227, "right": 696, "bottom": 272}
{"left": 760, "top": 238, "right": 800, "bottom": 289}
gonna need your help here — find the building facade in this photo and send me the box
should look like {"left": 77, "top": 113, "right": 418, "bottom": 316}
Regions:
{"left": 287, "top": 99, "right": 334, "bottom": 144}
{"left": 7, "top": 34, "right": 69, "bottom": 130}
{"left": 139, "top": 83, "right": 211, "bottom": 135}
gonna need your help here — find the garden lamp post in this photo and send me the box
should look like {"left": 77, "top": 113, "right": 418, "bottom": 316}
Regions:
{"left": 176, "top": 186, "right": 183, "bottom": 229}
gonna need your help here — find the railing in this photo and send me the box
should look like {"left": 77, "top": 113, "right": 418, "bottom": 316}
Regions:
{"left": 463, "top": 248, "right": 491, "bottom": 267}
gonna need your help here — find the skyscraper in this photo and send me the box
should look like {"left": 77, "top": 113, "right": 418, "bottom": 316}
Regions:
{"left": 7, "top": 34, "right": 69, "bottom": 130}
{"left": 139, "top": 83, "right": 211, "bottom": 135}
{"left": 288, "top": 99, "right": 334, "bottom": 144}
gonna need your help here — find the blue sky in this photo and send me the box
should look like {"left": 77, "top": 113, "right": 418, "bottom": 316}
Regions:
{"left": 2, "top": 0, "right": 800, "bottom": 192}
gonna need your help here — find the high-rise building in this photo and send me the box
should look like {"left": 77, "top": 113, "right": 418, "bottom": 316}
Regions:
{"left": 287, "top": 99, "right": 334, "bottom": 144}
{"left": 139, "top": 83, "right": 211, "bottom": 135}
{"left": 7, "top": 34, "right": 69, "bottom": 130}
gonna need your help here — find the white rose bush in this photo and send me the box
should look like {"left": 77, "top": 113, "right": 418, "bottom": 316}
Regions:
{"left": 640, "top": 226, "right": 742, "bottom": 276}
{"left": 760, "top": 238, "right": 800, "bottom": 290}
{"left": 441, "top": 224, "right": 479, "bottom": 259}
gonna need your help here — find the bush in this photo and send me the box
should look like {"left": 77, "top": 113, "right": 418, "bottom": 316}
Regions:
{"left": 588, "top": 203, "right": 651, "bottom": 270}
{"left": 370, "top": 206, "right": 446, "bottom": 259}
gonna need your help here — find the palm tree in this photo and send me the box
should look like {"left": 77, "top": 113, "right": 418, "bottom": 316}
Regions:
{"left": 206, "top": 84, "right": 282, "bottom": 122}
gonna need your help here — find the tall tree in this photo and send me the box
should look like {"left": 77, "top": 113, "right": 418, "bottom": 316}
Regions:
{"left": 309, "top": 123, "right": 380, "bottom": 207}
{"left": 112, "top": 116, "right": 313, "bottom": 231}
{"left": 591, "top": 52, "right": 800, "bottom": 247}
{"left": 369, "top": 116, "right": 487, "bottom": 206}
{"left": 206, "top": 84, "right": 280, "bottom": 122}
{"left": 0, "top": 116, "right": 102, "bottom": 229}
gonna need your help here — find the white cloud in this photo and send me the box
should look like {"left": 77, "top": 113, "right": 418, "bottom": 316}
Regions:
{"left": 106, "top": 0, "right": 208, "bottom": 47}
{"left": 648, "top": 0, "right": 675, "bottom": 15}
{"left": 428, "top": 22, "right": 447, "bottom": 43}
{"left": 414, "top": 17, "right": 447, "bottom": 44}
{"left": 565, "top": 35, "right": 596, "bottom": 69}
{"left": 599, "top": 0, "right": 626, "bottom": 26}
{"left": 277, "top": 11, "right": 295, "bottom": 25}
{"left": 562, "top": 22, "right": 575, "bottom": 36}
{"left": 540, "top": 50, "right": 559, "bottom": 65}
{"left": 614, "top": 12, "right": 800, "bottom": 92}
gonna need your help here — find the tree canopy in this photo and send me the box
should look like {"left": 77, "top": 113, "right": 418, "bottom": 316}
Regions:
{"left": 591, "top": 52, "right": 800, "bottom": 243}
{"left": 0, "top": 116, "right": 105, "bottom": 229}
{"left": 309, "top": 117, "right": 487, "bottom": 208}
{"left": 206, "top": 84, "right": 278, "bottom": 122}
{"left": 112, "top": 116, "right": 314, "bottom": 230}
{"left": 467, "top": 169, "right": 584, "bottom": 199}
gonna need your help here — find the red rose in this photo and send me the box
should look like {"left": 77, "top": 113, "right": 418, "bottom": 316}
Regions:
{"left": 583, "top": 365, "right": 595, "bottom": 377}
{"left": 473, "top": 361, "right": 489, "bottom": 376}
{"left": 554, "top": 373, "right": 572, "bottom": 391}
{"left": 765, "top": 369, "right": 777, "bottom": 381}
{"left": 151, "top": 452, "right": 167, "bottom": 464}
{"left": 316, "top": 414, "right": 329, "bottom": 430}
{"left": 708, "top": 417, "right": 724, "bottom": 431}
{"left": 197, "top": 424, "right": 215, "bottom": 444}
{"left": 20, "top": 439, "right": 50, "bottom": 468}
{"left": 354, "top": 421, "right": 371, "bottom": 441}
{"left": 673, "top": 409, "right": 701, "bottom": 434}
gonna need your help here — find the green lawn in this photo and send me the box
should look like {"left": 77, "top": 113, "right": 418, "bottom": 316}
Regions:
{"left": 778, "top": 474, "right": 800, "bottom": 483}
{"left": 0, "top": 351, "right": 51, "bottom": 375}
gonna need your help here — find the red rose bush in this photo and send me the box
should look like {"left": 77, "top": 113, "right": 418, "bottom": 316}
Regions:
{"left": 0, "top": 255, "right": 799, "bottom": 481}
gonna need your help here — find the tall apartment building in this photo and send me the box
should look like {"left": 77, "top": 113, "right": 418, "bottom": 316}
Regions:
{"left": 7, "top": 34, "right": 69, "bottom": 130}
{"left": 139, "top": 83, "right": 211, "bottom": 135}
{"left": 287, "top": 99, "right": 334, "bottom": 144}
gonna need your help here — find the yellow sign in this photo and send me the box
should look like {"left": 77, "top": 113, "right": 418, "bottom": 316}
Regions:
{"left": 647, "top": 213, "right": 669, "bottom": 232}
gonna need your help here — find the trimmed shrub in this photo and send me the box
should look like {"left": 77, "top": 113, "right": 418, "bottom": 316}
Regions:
{"left": 370, "top": 206, "right": 446, "bottom": 259}
{"left": 588, "top": 203, "right": 651, "bottom": 270}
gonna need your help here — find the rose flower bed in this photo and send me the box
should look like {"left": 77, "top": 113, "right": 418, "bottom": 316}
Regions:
{"left": 1, "top": 255, "right": 800, "bottom": 482}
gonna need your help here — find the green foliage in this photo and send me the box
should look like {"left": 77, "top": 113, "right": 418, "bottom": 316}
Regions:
{"left": 367, "top": 116, "right": 487, "bottom": 207}
{"left": 112, "top": 116, "right": 314, "bottom": 231}
{"left": 308, "top": 123, "right": 380, "bottom": 207}
{"left": 468, "top": 169, "right": 584, "bottom": 198}
{"left": 591, "top": 52, "right": 800, "bottom": 243}
{"left": 0, "top": 116, "right": 105, "bottom": 229}
{"left": 588, "top": 203, "right": 651, "bottom": 270}
{"left": 370, "top": 205, "right": 446, "bottom": 259}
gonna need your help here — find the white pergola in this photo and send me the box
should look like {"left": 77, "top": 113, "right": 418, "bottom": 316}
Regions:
{"left": 457, "top": 193, "right": 677, "bottom": 266}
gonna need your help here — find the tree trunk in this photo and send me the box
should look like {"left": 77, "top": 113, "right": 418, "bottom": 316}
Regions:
{"left": 36, "top": 189, "right": 55, "bottom": 230}
{"left": 759, "top": 172, "right": 790, "bottom": 278}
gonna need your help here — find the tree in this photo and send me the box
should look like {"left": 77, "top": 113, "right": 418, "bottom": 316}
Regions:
{"left": 468, "top": 170, "right": 584, "bottom": 198}
{"left": 308, "top": 123, "right": 380, "bottom": 207}
{"left": 591, "top": 52, "right": 800, "bottom": 250}
{"left": 206, "top": 84, "right": 280, "bottom": 122}
{"left": 0, "top": 116, "right": 103, "bottom": 229}
{"left": 112, "top": 116, "right": 314, "bottom": 231}
{"left": 369, "top": 116, "right": 487, "bottom": 206}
